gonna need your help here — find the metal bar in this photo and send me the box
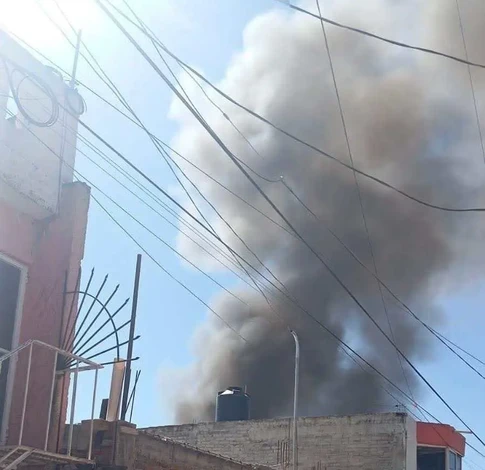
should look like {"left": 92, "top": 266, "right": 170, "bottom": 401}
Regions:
{"left": 63, "top": 268, "right": 95, "bottom": 350}
{"left": 0, "top": 448, "right": 19, "bottom": 466}
{"left": 63, "top": 358, "right": 137, "bottom": 373}
{"left": 100, "top": 357, "right": 139, "bottom": 367}
{"left": 72, "top": 297, "right": 129, "bottom": 358}
{"left": 55, "top": 372, "right": 67, "bottom": 453}
{"left": 84, "top": 336, "right": 140, "bottom": 362}
{"left": 126, "top": 369, "right": 140, "bottom": 411}
{"left": 19, "top": 343, "right": 33, "bottom": 445}
{"left": 0, "top": 339, "right": 102, "bottom": 368}
{"left": 3, "top": 449, "right": 33, "bottom": 470}
{"left": 44, "top": 351, "right": 58, "bottom": 450}
{"left": 75, "top": 318, "right": 131, "bottom": 358}
{"left": 290, "top": 330, "right": 300, "bottom": 470}
{"left": 121, "top": 254, "right": 142, "bottom": 420}
{"left": 0, "top": 339, "right": 34, "bottom": 365}
{"left": 69, "top": 275, "right": 109, "bottom": 351}
{"left": 67, "top": 360, "right": 80, "bottom": 456}
{"left": 69, "top": 30, "right": 83, "bottom": 88}
{"left": 88, "top": 367, "right": 99, "bottom": 460}
{"left": 31, "top": 340, "right": 101, "bottom": 367}
{"left": 72, "top": 284, "right": 120, "bottom": 352}
{"left": 129, "top": 370, "right": 141, "bottom": 422}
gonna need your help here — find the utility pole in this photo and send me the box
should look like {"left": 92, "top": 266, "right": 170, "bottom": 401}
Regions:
{"left": 69, "top": 30, "right": 82, "bottom": 88}
{"left": 290, "top": 330, "right": 300, "bottom": 470}
{"left": 120, "top": 254, "right": 142, "bottom": 421}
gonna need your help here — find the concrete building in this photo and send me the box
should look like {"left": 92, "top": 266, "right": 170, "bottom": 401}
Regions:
{"left": 69, "top": 419, "right": 273, "bottom": 470}
{"left": 0, "top": 29, "right": 89, "bottom": 453}
{"left": 143, "top": 413, "right": 466, "bottom": 470}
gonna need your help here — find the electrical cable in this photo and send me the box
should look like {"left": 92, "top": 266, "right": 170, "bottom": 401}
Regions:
{"left": 454, "top": 0, "right": 485, "bottom": 164}
{"left": 427, "top": 327, "right": 485, "bottom": 368}
{"left": 89, "top": 192, "right": 249, "bottom": 343}
{"left": 5, "top": 37, "right": 482, "bottom": 444}
{"left": 0, "top": 103, "right": 425, "bottom": 423}
{"left": 10, "top": 27, "right": 484, "bottom": 216}
{"left": 96, "top": 2, "right": 485, "bottom": 445}
{"left": 46, "top": 17, "right": 485, "bottom": 378}
{"left": 45, "top": 3, "right": 287, "bottom": 302}
{"left": 115, "top": 1, "right": 291, "bottom": 298}
{"left": 273, "top": 0, "right": 485, "bottom": 70}
{"left": 1, "top": 103, "right": 250, "bottom": 344}
{"left": 1, "top": 57, "right": 59, "bottom": 127}
{"left": 18, "top": 75, "right": 277, "bottom": 297}
{"left": 315, "top": 0, "right": 417, "bottom": 405}
{"left": 98, "top": 5, "right": 485, "bottom": 214}
{"left": 282, "top": 178, "right": 485, "bottom": 381}
{"left": 3, "top": 39, "right": 480, "bottom": 383}
{"left": 5, "top": 99, "right": 479, "bottom": 449}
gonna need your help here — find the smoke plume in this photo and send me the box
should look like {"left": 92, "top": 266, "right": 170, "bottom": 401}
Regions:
{"left": 164, "top": 0, "right": 485, "bottom": 422}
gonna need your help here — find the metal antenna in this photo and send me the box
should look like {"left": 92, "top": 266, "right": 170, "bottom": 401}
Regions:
{"left": 121, "top": 254, "right": 142, "bottom": 421}
{"left": 69, "top": 30, "right": 82, "bottom": 88}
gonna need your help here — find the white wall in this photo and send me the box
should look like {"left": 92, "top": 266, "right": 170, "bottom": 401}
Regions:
{"left": 0, "top": 30, "right": 83, "bottom": 219}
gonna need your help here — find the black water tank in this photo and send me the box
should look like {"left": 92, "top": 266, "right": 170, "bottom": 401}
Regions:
{"left": 215, "top": 386, "right": 250, "bottom": 422}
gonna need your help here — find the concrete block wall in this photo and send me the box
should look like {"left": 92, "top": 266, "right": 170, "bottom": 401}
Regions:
{"left": 144, "top": 413, "right": 415, "bottom": 470}
{"left": 133, "top": 432, "right": 273, "bottom": 470}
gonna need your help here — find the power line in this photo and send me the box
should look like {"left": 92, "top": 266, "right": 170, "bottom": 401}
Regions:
{"left": 273, "top": 0, "right": 485, "bottom": 70}
{"left": 113, "top": 5, "right": 484, "bottom": 385}
{"left": 11, "top": 23, "right": 485, "bottom": 215}
{"left": 89, "top": 192, "right": 249, "bottom": 343}
{"left": 99, "top": 2, "right": 485, "bottom": 214}
{"left": 3, "top": 36, "right": 480, "bottom": 382}
{"left": 6, "top": 96, "right": 481, "bottom": 449}
{"left": 1, "top": 105, "right": 250, "bottom": 344}
{"left": 114, "top": 0, "right": 291, "bottom": 299}
{"left": 430, "top": 327, "right": 485, "bottom": 368}
{"left": 0, "top": 100, "right": 438, "bottom": 435}
{"left": 46, "top": 3, "right": 288, "bottom": 303}
{"left": 454, "top": 0, "right": 485, "bottom": 164}
{"left": 315, "top": 0, "right": 416, "bottom": 406}
{"left": 6, "top": 32, "right": 483, "bottom": 444}
{"left": 282, "top": 178, "right": 485, "bottom": 382}
{"left": 11, "top": 86, "right": 278, "bottom": 317}
{"left": 95, "top": 0, "right": 485, "bottom": 445}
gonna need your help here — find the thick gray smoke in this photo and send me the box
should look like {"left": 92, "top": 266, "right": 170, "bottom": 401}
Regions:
{"left": 163, "top": 0, "right": 485, "bottom": 422}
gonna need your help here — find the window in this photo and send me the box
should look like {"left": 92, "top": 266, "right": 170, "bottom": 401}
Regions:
{"left": 417, "top": 446, "right": 445, "bottom": 470}
{"left": 449, "top": 450, "right": 456, "bottom": 470}
{"left": 449, "top": 450, "right": 462, "bottom": 470}
{"left": 0, "top": 258, "right": 22, "bottom": 429}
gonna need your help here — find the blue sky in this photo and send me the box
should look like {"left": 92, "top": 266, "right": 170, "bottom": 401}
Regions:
{"left": 2, "top": 1, "right": 485, "bottom": 467}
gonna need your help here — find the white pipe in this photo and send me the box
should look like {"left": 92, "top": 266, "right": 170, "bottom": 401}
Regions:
{"left": 88, "top": 368, "right": 98, "bottom": 460}
{"left": 107, "top": 359, "right": 125, "bottom": 422}
{"left": 290, "top": 330, "right": 300, "bottom": 470}
{"left": 18, "top": 343, "right": 33, "bottom": 445}
{"left": 44, "top": 351, "right": 58, "bottom": 450}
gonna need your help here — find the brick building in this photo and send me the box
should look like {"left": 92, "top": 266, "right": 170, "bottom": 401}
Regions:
{"left": 0, "top": 29, "right": 90, "bottom": 454}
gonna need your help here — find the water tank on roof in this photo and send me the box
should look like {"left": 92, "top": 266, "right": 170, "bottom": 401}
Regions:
{"left": 215, "top": 386, "right": 250, "bottom": 422}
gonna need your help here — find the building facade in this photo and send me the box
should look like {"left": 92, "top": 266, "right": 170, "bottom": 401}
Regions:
{"left": 143, "top": 413, "right": 466, "bottom": 470}
{"left": 0, "top": 29, "right": 89, "bottom": 451}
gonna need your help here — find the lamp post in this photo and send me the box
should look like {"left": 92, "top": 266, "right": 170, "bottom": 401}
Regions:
{"left": 290, "top": 330, "right": 300, "bottom": 470}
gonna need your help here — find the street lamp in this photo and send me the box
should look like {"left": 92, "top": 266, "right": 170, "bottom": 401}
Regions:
{"left": 290, "top": 330, "right": 300, "bottom": 470}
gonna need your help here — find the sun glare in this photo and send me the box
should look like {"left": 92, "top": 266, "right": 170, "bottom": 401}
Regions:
{"left": 0, "top": 0, "right": 100, "bottom": 49}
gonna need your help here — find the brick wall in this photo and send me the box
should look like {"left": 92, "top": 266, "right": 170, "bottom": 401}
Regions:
{"left": 143, "top": 412, "right": 416, "bottom": 470}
